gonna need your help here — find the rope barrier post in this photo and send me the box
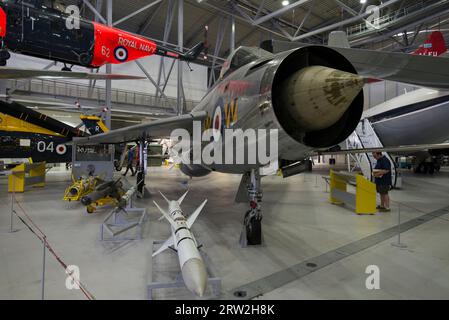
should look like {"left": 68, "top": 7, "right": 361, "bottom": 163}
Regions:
{"left": 10, "top": 178, "right": 14, "bottom": 232}
{"left": 41, "top": 236, "right": 47, "bottom": 300}
{"left": 392, "top": 203, "right": 407, "bottom": 249}
{"left": 3, "top": 172, "right": 19, "bottom": 234}
{"left": 11, "top": 201, "right": 94, "bottom": 300}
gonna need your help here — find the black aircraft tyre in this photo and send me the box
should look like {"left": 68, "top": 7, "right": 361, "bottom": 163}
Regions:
{"left": 429, "top": 163, "right": 435, "bottom": 175}
{"left": 0, "top": 50, "right": 10, "bottom": 60}
{"left": 245, "top": 210, "right": 262, "bottom": 245}
{"left": 306, "top": 159, "right": 313, "bottom": 172}
{"left": 79, "top": 52, "right": 92, "bottom": 66}
{"left": 114, "top": 160, "right": 121, "bottom": 172}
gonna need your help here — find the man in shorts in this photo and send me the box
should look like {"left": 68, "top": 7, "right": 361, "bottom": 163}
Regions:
{"left": 372, "top": 152, "right": 392, "bottom": 212}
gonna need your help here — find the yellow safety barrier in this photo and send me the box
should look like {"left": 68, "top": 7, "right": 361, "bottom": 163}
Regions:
{"left": 329, "top": 170, "right": 377, "bottom": 215}
{"left": 8, "top": 162, "right": 46, "bottom": 193}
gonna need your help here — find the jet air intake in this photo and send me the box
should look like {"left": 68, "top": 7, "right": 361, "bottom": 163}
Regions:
{"left": 271, "top": 46, "right": 364, "bottom": 148}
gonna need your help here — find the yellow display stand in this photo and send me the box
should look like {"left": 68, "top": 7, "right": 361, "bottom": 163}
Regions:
{"left": 63, "top": 176, "right": 98, "bottom": 202}
{"left": 329, "top": 170, "right": 377, "bottom": 215}
{"left": 8, "top": 162, "right": 46, "bottom": 193}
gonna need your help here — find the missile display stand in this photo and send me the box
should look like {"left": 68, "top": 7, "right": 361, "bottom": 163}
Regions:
{"left": 71, "top": 140, "right": 115, "bottom": 181}
{"left": 100, "top": 194, "right": 147, "bottom": 242}
{"left": 147, "top": 240, "right": 222, "bottom": 300}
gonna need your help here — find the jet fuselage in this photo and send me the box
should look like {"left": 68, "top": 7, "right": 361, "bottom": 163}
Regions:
{"left": 185, "top": 45, "right": 365, "bottom": 175}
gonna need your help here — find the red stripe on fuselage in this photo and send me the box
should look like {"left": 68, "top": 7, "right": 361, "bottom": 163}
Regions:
{"left": 0, "top": 7, "right": 6, "bottom": 37}
{"left": 91, "top": 22, "right": 157, "bottom": 67}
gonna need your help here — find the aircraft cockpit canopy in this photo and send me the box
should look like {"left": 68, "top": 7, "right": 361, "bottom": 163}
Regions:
{"left": 220, "top": 46, "right": 273, "bottom": 79}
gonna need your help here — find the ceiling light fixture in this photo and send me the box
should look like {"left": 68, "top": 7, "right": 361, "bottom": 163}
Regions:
{"left": 282, "top": 1, "right": 290, "bottom": 6}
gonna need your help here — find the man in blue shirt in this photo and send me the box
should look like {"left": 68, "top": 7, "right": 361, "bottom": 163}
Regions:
{"left": 123, "top": 147, "right": 136, "bottom": 176}
{"left": 372, "top": 152, "right": 392, "bottom": 212}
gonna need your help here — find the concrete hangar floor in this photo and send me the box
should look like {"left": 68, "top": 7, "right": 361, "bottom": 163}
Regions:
{"left": 1, "top": 166, "right": 449, "bottom": 300}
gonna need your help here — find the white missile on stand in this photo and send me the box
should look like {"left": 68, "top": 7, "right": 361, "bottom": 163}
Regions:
{"left": 153, "top": 191, "right": 208, "bottom": 297}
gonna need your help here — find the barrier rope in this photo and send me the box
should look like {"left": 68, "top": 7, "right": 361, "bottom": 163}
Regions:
{"left": 13, "top": 199, "right": 95, "bottom": 300}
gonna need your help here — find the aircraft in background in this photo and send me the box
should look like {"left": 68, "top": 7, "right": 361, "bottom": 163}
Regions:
{"left": 0, "top": 100, "right": 108, "bottom": 164}
{"left": 413, "top": 31, "right": 448, "bottom": 56}
{"left": 360, "top": 31, "right": 449, "bottom": 174}
{"left": 0, "top": 0, "right": 204, "bottom": 70}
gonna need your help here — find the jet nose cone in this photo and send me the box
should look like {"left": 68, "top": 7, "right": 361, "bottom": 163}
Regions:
{"left": 182, "top": 258, "right": 207, "bottom": 297}
{"left": 280, "top": 65, "right": 365, "bottom": 131}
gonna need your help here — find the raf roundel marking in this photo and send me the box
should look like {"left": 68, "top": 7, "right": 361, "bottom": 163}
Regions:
{"left": 114, "top": 46, "right": 128, "bottom": 62}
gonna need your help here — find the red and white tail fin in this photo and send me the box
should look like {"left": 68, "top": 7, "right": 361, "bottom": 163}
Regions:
{"left": 413, "top": 31, "right": 447, "bottom": 57}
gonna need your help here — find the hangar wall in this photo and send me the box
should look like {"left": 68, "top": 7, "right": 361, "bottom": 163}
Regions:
{"left": 7, "top": 53, "right": 208, "bottom": 102}
{"left": 364, "top": 80, "right": 419, "bottom": 109}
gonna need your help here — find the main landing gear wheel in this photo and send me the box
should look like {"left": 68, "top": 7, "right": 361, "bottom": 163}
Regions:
{"left": 0, "top": 49, "right": 8, "bottom": 66}
{"left": 79, "top": 52, "right": 92, "bottom": 66}
{"left": 244, "top": 210, "right": 262, "bottom": 245}
{"left": 61, "top": 64, "right": 73, "bottom": 72}
{"left": 240, "top": 169, "right": 263, "bottom": 246}
{"left": 0, "top": 50, "right": 10, "bottom": 60}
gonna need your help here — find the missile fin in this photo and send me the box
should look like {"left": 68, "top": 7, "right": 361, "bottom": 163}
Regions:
{"left": 159, "top": 191, "right": 170, "bottom": 204}
{"left": 177, "top": 190, "right": 189, "bottom": 205}
{"left": 152, "top": 237, "right": 174, "bottom": 257}
{"left": 187, "top": 199, "right": 208, "bottom": 228}
{"left": 153, "top": 200, "right": 177, "bottom": 228}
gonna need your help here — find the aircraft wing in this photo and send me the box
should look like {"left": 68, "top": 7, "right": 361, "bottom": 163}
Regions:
{"left": 0, "top": 67, "right": 144, "bottom": 80}
{"left": 334, "top": 47, "right": 449, "bottom": 89}
{"left": 313, "top": 143, "right": 449, "bottom": 156}
{"left": 73, "top": 111, "right": 207, "bottom": 145}
{"left": 266, "top": 41, "right": 449, "bottom": 89}
{"left": 5, "top": 95, "right": 172, "bottom": 119}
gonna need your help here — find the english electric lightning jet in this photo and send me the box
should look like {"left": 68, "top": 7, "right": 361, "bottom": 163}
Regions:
{"left": 73, "top": 42, "right": 449, "bottom": 245}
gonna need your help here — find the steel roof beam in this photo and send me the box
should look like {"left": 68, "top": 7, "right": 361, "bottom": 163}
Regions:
{"left": 293, "top": 5, "right": 313, "bottom": 38}
{"left": 200, "top": 1, "right": 291, "bottom": 40}
{"left": 113, "top": 0, "right": 163, "bottom": 27}
{"left": 333, "top": 0, "right": 379, "bottom": 33}
{"left": 252, "top": 0, "right": 313, "bottom": 26}
{"left": 136, "top": 1, "right": 163, "bottom": 35}
{"left": 185, "top": 14, "right": 217, "bottom": 47}
{"left": 254, "top": 0, "right": 266, "bottom": 20}
{"left": 352, "top": 6, "right": 449, "bottom": 47}
{"left": 82, "top": 0, "right": 106, "bottom": 24}
{"left": 291, "top": 0, "right": 403, "bottom": 41}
